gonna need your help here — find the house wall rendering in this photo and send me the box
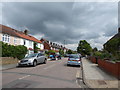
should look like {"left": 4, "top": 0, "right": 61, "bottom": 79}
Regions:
{"left": 0, "top": 24, "right": 43, "bottom": 54}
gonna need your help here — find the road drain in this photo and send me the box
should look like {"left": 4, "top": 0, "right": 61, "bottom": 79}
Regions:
{"left": 97, "top": 80, "right": 107, "bottom": 85}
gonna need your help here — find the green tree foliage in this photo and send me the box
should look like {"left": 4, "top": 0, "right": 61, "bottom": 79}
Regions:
{"left": 92, "top": 47, "right": 98, "bottom": 52}
{"left": 93, "top": 50, "right": 112, "bottom": 60}
{"left": 34, "top": 42, "right": 38, "bottom": 53}
{"left": 45, "top": 50, "right": 56, "bottom": 55}
{"left": 1, "top": 41, "right": 27, "bottom": 59}
{"left": 59, "top": 49, "right": 64, "bottom": 55}
{"left": 77, "top": 40, "right": 92, "bottom": 55}
{"left": 66, "top": 49, "right": 76, "bottom": 54}
{"left": 104, "top": 38, "right": 120, "bottom": 59}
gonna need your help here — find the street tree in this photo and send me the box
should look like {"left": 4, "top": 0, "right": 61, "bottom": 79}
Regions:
{"left": 59, "top": 49, "right": 64, "bottom": 55}
{"left": 77, "top": 40, "right": 92, "bottom": 55}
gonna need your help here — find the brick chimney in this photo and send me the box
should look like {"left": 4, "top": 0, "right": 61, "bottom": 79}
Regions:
{"left": 24, "top": 29, "right": 29, "bottom": 35}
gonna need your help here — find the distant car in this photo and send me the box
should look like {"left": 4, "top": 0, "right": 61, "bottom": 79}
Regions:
{"left": 18, "top": 53, "right": 47, "bottom": 67}
{"left": 64, "top": 54, "right": 70, "bottom": 57}
{"left": 49, "top": 54, "right": 56, "bottom": 60}
{"left": 49, "top": 54, "right": 61, "bottom": 60}
{"left": 55, "top": 54, "right": 61, "bottom": 60}
{"left": 67, "top": 54, "right": 81, "bottom": 66}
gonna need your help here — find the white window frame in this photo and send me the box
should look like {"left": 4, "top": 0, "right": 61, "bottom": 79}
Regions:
{"left": 2, "top": 34, "right": 10, "bottom": 43}
{"left": 14, "top": 37, "right": 17, "bottom": 44}
{"left": 29, "top": 41, "right": 32, "bottom": 46}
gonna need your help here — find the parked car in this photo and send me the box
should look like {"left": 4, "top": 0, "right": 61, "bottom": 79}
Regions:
{"left": 49, "top": 54, "right": 56, "bottom": 60}
{"left": 55, "top": 54, "right": 61, "bottom": 60}
{"left": 64, "top": 54, "right": 70, "bottom": 57}
{"left": 67, "top": 54, "right": 81, "bottom": 66}
{"left": 49, "top": 54, "right": 61, "bottom": 60}
{"left": 18, "top": 53, "right": 47, "bottom": 67}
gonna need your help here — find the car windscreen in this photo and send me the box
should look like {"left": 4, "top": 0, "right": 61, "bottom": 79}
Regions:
{"left": 69, "top": 54, "right": 80, "bottom": 58}
{"left": 25, "top": 53, "right": 38, "bottom": 58}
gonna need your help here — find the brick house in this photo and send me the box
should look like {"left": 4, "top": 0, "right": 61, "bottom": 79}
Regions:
{"left": 40, "top": 38, "right": 65, "bottom": 53}
{"left": 104, "top": 28, "right": 120, "bottom": 49}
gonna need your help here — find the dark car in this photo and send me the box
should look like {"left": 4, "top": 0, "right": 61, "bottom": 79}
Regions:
{"left": 49, "top": 54, "right": 61, "bottom": 60}
{"left": 55, "top": 54, "right": 61, "bottom": 60}
{"left": 64, "top": 54, "right": 70, "bottom": 57}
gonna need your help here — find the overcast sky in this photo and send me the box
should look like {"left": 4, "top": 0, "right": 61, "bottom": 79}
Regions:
{"left": 1, "top": 1, "right": 118, "bottom": 50}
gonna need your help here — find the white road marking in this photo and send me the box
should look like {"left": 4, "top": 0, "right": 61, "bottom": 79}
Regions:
{"left": 18, "top": 75, "right": 30, "bottom": 80}
{"left": 76, "top": 70, "right": 80, "bottom": 78}
{"left": 76, "top": 79, "right": 81, "bottom": 88}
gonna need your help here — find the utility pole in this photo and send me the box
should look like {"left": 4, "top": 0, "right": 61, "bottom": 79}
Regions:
{"left": 64, "top": 40, "right": 65, "bottom": 48}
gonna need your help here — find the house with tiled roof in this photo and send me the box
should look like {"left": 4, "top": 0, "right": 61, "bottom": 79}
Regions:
{"left": 0, "top": 24, "right": 44, "bottom": 54}
{"left": 40, "top": 38, "right": 68, "bottom": 53}
{"left": 104, "top": 27, "right": 120, "bottom": 49}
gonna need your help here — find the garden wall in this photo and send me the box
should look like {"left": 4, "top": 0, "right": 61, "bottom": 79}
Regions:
{"left": 88, "top": 56, "right": 97, "bottom": 64}
{"left": 98, "top": 59, "right": 120, "bottom": 79}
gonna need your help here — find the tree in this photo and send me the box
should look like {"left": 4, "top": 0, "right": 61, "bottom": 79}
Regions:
{"left": 93, "top": 47, "right": 98, "bottom": 52}
{"left": 66, "top": 49, "right": 74, "bottom": 54}
{"left": 77, "top": 40, "right": 92, "bottom": 55}
{"left": 59, "top": 49, "right": 64, "bottom": 55}
{"left": 104, "top": 38, "right": 120, "bottom": 59}
{"left": 1, "top": 41, "right": 27, "bottom": 59}
{"left": 45, "top": 50, "right": 56, "bottom": 55}
{"left": 34, "top": 42, "right": 38, "bottom": 53}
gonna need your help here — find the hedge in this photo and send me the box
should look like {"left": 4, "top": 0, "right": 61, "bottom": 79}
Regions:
{"left": 1, "top": 41, "right": 28, "bottom": 59}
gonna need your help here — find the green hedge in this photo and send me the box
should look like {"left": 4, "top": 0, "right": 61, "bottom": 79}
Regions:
{"left": 1, "top": 41, "right": 28, "bottom": 59}
{"left": 93, "top": 51, "right": 112, "bottom": 60}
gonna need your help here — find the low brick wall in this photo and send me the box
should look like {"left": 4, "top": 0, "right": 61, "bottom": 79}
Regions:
{"left": 98, "top": 59, "right": 120, "bottom": 79}
{"left": 88, "top": 56, "right": 97, "bottom": 64}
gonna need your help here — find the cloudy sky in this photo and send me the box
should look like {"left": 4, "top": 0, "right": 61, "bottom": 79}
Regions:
{"left": 1, "top": 1, "right": 118, "bottom": 50}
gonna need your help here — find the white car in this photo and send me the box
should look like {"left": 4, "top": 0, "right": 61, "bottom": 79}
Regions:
{"left": 18, "top": 53, "right": 47, "bottom": 67}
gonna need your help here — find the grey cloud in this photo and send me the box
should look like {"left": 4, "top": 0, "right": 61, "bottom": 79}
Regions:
{"left": 2, "top": 2, "right": 118, "bottom": 50}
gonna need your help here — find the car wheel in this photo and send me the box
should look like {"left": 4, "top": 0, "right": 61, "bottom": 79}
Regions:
{"left": 33, "top": 60, "right": 37, "bottom": 67}
{"left": 43, "top": 59, "right": 47, "bottom": 64}
{"left": 67, "top": 64, "right": 69, "bottom": 66}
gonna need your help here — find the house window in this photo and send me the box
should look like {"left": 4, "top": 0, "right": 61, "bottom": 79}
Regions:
{"left": 14, "top": 37, "right": 17, "bottom": 44}
{"left": 24, "top": 40, "right": 26, "bottom": 45}
{"left": 2, "top": 34, "right": 10, "bottom": 43}
{"left": 29, "top": 41, "right": 32, "bottom": 46}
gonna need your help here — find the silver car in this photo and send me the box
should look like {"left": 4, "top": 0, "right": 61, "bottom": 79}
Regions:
{"left": 18, "top": 53, "right": 47, "bottom": 67}
{"left": 67, "top": 54, "right": 81, "bottom": 66}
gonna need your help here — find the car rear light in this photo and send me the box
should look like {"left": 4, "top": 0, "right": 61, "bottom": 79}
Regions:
{"left": 78, "top": 59, "right": 81, "bottom": 61}
{"left": 68, "top": 58, "right": 70, "bottom": 61}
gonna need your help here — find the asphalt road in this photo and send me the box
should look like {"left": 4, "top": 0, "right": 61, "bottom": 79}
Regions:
{"left": 2, "top": 58, "right": 84, "bottom": 88}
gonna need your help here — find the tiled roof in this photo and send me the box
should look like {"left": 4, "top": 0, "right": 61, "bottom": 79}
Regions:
{"left": 0, "top": 24, "right": 42, "bottom": 43}
{"left": 0, "top": 24, "right": 19, "bottom": 37}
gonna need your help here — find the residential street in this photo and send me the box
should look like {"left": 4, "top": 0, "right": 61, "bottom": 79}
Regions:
{"left": 2, "top": 58, "right": 83, "bottom": 88}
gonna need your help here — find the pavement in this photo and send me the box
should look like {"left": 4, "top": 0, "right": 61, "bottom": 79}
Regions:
{"left": 81, "top": 57, "right": 119, "bottom": 88}
{"left": 0, "top": 64, "right": 18, "bottom": 71}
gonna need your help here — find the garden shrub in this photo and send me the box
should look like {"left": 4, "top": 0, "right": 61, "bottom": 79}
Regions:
{"left": 1, "top": 41, "right": 27, "bottom": 59}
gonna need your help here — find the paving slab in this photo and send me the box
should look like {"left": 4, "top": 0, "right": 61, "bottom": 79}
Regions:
{"left": 81, "top": 58, "right": 119, "bottom": 88}
{"left": 0, "top": 64, "right": 18, "bottom": 71}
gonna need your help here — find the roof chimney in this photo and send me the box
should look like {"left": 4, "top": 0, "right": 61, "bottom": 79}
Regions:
{"left": 24, "top": 30, "right": 29, "bottom": 35}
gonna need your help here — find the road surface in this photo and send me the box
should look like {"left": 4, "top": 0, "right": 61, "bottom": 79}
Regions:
{"left": 2, "top": 58, "right": 84, "bottom": 88}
